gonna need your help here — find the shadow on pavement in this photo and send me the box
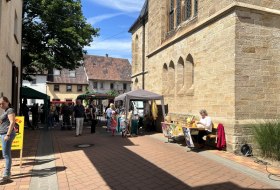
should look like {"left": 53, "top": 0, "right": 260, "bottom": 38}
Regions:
{"left": 49, "top": 120, "right": 261, "bottom": 190}
{"left": 11, "top": 166, "right": 67, "bottom": 179}
{"left": 13, "top": 158, "right": 57, "bottom": 167}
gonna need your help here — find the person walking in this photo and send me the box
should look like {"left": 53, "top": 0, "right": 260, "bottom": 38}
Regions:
{"left": 105, "top": 103, "right": 114, "bottom": 132}
{"left": 0, "top": 97, "right": 16, "bottom": 182}
{"left": 73, "top": 99, "right": 85, "bottom": 137}
{"left": 89, "top": 101, "right": 97, "bottom": 134}
{"left": 48, "top": 104, "right": 56, "bottom": 129}
{"left": 31, "top": 103, "right": 38, "bottom": 129}
{"left": 39, "top": 104, "right": 45, "bottom": 124}
{"left": 21, "top": 101, "right": 33, "bottom": 130}
{"left": 69, "top": 102, "right": 74, "bottom": 127}
{"left": 61, "top": 103, "right": 71, "bottom": 130}
{"left": 111, "top": 111, "right": 117, "bottom": 136}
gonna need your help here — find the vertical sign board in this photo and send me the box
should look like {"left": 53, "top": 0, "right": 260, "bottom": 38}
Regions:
{"left": 0, "top": 116, "right": 24, "bottom": 167}
{"left": 182, "top": 127, "right": 195, "bottom": 148}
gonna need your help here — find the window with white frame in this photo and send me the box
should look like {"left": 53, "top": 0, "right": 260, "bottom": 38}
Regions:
{"left": 54, "top": 84, "right": 59, "bottom": 91}
{"left": 53, "top": 69, "right": 60, "bottom": 76}
{"left": 123, "top": 83, "right": 127, "bottom": 90}
{"left": 66, "top": 84, "right": 72, "bottom": 92}
{"left": 77, "top": 85, "right": 83, "bottom": 92}
{"left": 110, "top": 83, "right": 114, "bottom": 90}
{"left": 31, "top": 78, "right": 36, "bottom": 84}
{"left": 69, "top": 71, "right": 76, "bottom": 77}
{"left": 93, "top": 82, "right": 98, "bottom": 89}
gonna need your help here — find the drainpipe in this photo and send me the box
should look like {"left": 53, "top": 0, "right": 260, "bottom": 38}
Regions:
{"left": 142, "top": 18, "right": 146, "bottom": 90}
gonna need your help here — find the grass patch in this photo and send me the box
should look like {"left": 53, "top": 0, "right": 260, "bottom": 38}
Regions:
{"left": 253, "top": 121, "right": 280, "bottom": 161}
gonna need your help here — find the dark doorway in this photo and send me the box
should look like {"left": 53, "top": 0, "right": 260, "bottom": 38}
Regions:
{"left": 12, "top": 64, "right": 19, "bottom": 113}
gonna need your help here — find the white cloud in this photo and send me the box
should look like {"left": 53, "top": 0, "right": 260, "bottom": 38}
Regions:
{"left": 87, "top": 13, "right": 123, "bottom": 25}
{"left": 85, "top": 39, "right": 131, "bottom": 52}
{"left": 88, "top": 0, "right": 145, "bottom": 13}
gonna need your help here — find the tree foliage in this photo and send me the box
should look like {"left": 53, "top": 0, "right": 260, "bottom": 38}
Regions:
{"left": 22, "top": 0, "right": 99, "bottom": 76}
{"left": 106, "top": 90, "right": 119, "bottom": 97}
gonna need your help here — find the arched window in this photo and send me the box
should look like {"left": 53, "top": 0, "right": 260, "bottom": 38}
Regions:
{"left": 194, "top": 0, "right": 198, "bottom": 16}
{"left": 185, "top": 0, "right": 192, "bottom": 20}
{"left": 134, "top": 77, "right": 139, "bottom": 89}
{"left": 169, "top": 0, "right": 175, "bottom": 31}
{"left": 167, "top": 0, "right": 198, "bottom": 32}
{"left": 168, "top": 61, "right": 175, "bottom": 94}
{"left": 176, "top": 0, "right": 181, "bottom": 26}
{"left": 185, "top": 54, "right": 194, "bottom": 89}
{"left": 133, "top": 35, "right": 139, "bottom": 74}
{"left": 177, "top": 57, "right": 184, "bottom": 92}
{"left": 162, "top": 63, "right": 168, "bottom": 94}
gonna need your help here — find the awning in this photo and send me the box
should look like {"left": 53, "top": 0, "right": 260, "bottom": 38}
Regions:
{"left": 20, "top": 86, "right": 50, "bottom": 127}
{"left": 21, "top": 86, "right": 50, "bottom": 100}
{"left": 114, "top": 89, "right": 163, "bottom": 101}
{"left": 114, "top": 89, "right": 165, "bottom": 121}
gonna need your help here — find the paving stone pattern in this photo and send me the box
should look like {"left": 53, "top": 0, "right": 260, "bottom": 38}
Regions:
{"left": 0, "top": 124, "right": 278, "bottom": 190}
{"left": 29, "top": 131, "right": 58, "bottom": 190}
{"left": 51, "top": 126, "right": 276, "bottom": 190}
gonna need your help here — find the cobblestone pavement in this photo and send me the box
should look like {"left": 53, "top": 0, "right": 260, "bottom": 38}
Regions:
{"left": 0, "top": 122, "right": 279, "bottom": 190}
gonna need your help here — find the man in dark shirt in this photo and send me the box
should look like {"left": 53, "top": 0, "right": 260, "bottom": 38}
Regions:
{"left": 89, "top": 101, "right": 97, "bottom": 133}
{"left": 73, "top": 99, "right": 85, "bottom": 137}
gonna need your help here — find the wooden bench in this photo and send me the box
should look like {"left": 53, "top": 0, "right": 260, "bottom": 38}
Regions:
{"left": 206, "top": 123, "right": 219, "bottom": 144}
{"left": 207, "top": 123, "right": 219, "bottom": 137}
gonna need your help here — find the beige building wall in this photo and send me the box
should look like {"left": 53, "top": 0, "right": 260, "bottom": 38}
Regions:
{"left": 47, "top": 84, "right": 88, "bottom": 102}
{"left": 233, "top": 7, "right": 280, "bottom": 150}
{"left": 146, "top": 13, "right": 236, "bottom": 150}
{"left": 0, "top": 0, "right": 22, "bottom": 112}
{"left": 236, "top": 0, "right": 280, "bottom": 9}
{"left": 131, "top": 1, "right": 280, "bottom": 152}
{"left": 131, "top": 26, "right": 144, "bottom": 90}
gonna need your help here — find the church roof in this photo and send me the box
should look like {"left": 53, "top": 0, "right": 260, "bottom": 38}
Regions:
{"left": 84, "top": 55, "right": 132, "bottom": 82}
{"left": 128, "top": 0, "right": 148, "bottom": 33}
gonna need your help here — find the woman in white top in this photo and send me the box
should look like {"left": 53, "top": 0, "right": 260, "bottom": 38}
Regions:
{"left": 196, "top": 109, "right": 213, "bottom": 148}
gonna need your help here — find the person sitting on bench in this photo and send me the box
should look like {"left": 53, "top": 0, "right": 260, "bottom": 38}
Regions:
{"left": 196, "top": 109, "right": 213, "bottom": 148}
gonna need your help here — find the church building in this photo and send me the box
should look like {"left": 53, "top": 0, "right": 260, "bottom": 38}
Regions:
{"left": 129, "top": 0, "right": 280, "bottom": 152}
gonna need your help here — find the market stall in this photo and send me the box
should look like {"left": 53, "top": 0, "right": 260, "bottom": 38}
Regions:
{"left": 114, "top": 89, "right": 166, "bottom": 135}
{"left": 77, "top": 91, "right": 115, "bottom": 117}
{"left": 20, "top": 86, "right": 50, "bottom": 126}
{"left": 114, "top": 89, "right": 166, "bottom": 120}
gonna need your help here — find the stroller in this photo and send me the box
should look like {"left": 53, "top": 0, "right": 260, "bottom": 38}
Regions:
{"left": 120, "top": 117, "right": 130, "bottom": 137}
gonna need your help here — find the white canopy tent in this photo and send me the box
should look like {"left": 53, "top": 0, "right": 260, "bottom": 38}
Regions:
{"left": 114, "top": 89, "right": 166, "bottom": 121}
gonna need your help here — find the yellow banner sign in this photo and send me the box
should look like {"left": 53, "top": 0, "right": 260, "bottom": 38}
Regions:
{"left": 0, "top": 116, "right": 24, "bottom": 150}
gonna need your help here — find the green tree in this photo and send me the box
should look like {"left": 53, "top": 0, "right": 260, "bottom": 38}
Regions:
{"left": 22, "top": 0, "right": 99, "bottom": 76}
{"left": 106, "top": 90, "right": 119, "bottom": 97}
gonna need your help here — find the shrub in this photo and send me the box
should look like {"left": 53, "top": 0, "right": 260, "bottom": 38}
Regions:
{"left": 253, "top": 121, "right": 280, "bottom": 160}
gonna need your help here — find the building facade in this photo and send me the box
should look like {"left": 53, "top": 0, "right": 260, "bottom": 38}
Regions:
{"left": 22, "top": 75, "right": 47, "bottom": 105}
{"left": 0, "top": 0, "right": 23, "bottom": 113}
{"left": 84, "top": 55, "right": 132, "bottom": 95}
{"left": 130, "top": 0, "right": 280, "bottom": 152}
{"left": 46, "top": 67, "right": 88, "bottom": 102}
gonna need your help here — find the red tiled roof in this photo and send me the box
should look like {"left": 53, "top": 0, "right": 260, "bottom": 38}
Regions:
{"left": 47, "top": 66, "right": 88, "bottom": 84}
{"left": 84, "top": 55, "right": 132, "bottom": 82}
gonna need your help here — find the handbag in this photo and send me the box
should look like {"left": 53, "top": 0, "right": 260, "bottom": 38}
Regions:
{"left": 14, "top": 123, "right": 20, "bottom": 133}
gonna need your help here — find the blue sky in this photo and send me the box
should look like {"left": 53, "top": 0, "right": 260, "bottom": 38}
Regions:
{"left": 82, "top": 0, "right": 145, "bottom": 63}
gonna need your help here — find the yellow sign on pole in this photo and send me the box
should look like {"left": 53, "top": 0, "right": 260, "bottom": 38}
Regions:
{"left": 0, "top": 116, "right": 24, "bottom": 167}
